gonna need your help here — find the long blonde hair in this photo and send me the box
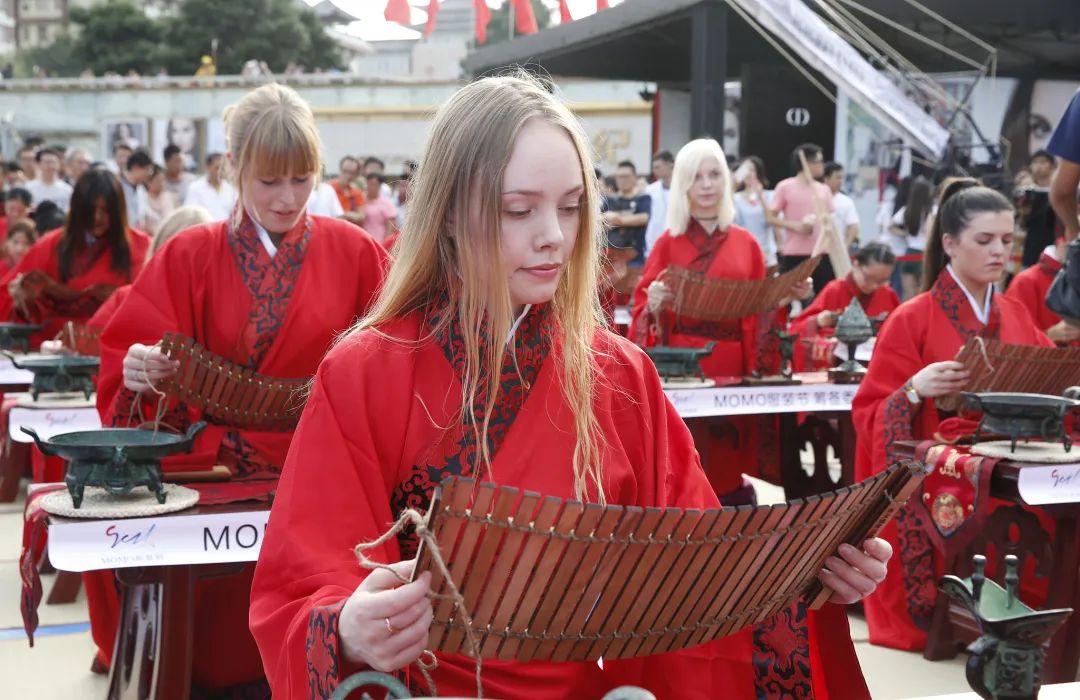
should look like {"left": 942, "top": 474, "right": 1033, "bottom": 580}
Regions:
{"left": 222, "top": 83, "right": 322, "bottom": 229}
{"left": 352, "top": 74, "right": 607, "bottom": 503}
{"left": 667, "top": 138, "right": 735, "bottom": 236}
{"left": 151, "top": 205, "right": 213, "bottom": 254}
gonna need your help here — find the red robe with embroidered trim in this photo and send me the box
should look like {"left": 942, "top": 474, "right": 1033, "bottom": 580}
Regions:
{"left": 628, "top": 222, "right": 766, "bottom": 497}
{"left": 249, "top": 310, "right": 869, "bottom": 700}
{"left": 88, "top": 214, "right": 388, "bottom": 689}
{"left": 0, "top": 228, "right": 150, "bottom": 343}
{"left": 790, "top": 275, "right": 900, "bottom": 371}
{"left": 1005, "top": 253, "right": 1079, "bottom": 346}
{"left": 852, "top": 269, "right": 1053, "bottom": 651}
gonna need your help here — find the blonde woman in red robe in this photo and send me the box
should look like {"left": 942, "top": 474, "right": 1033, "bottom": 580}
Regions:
{"left": 628, "top": 138, "right": 810, "bottom": 505}
{"left": 249, "top": 75, "right": 890, "bottom": 700}
{"left": 0, "top": 170, "right": 150, "bottom": 344}
{"left": 88, "top": 84, "right": 388, "bottom": 694}
{"left": 1005, "top": 238, "right": 1080, "bottom": 346}
{"left": 852, "top": 180, "right": 1053, "bottom": 652}
{"left": 790, "top": 242, "right": 900, "bottom": 371}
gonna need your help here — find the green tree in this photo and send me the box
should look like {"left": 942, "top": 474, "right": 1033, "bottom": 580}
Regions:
{"left": 15, "top": 34, "right": 81, "bottom": 78}
{"left": 69, "top": 0, "right": 163, "bottom": 76}
{"left": 157, "top": 0, "right": 343, "bottom": 75}
{"left": 484, "top": 0, "right": 553, "bottom": 46}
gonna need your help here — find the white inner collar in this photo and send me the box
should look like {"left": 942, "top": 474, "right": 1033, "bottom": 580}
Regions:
{"left": 946, "top": 264, "right": 992, "bottom": 325}
{"left": 252, "top": 218, "right": 277, "bottom": 259}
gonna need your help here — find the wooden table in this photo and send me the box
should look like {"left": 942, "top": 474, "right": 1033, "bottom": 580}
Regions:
{"left": 47, "top": 500, "right": 271, "bottom": 699}
{"left": 667, "top": 377, "right": 858, "bottom": 499}
{"left": 894, "top": 442, "right": 1080, "bottom": 684}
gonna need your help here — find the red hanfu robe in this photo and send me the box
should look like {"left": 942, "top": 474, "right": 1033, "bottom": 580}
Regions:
{"left": 0, "top": 228, "right": 150, "bottom": 343}
{"left": 790, "top": 275, "right": 900, "bottom": 371}
{"left": 851, "top": 268, "right": 1053, "bottom": 651}
{"left": 89, "top": 213, "right": 388, "bottom": 689}
{"left": 249, "top": 305, "right": 869, "bottom": 700}
{"left": 628, "top": 221, "right": 765, "bottom": 500}
{"left": 1005, "top": 252, "right": 1080, "bottom": 346}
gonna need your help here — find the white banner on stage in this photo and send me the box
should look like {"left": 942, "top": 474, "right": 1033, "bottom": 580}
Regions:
{"left": 10, "top": 407, "right": 103, "bottom": 442}
{"left": 728, "top": 0, "right": 950, "bottom": 157}
{"left": 48, "top": 509, "right": 271, "bottom": 572}
{"left": 1017, "top": 464, "right": 1080, "bottom": 506}
{"left": 666, "top": 382, "right": 856, "bottom": 418}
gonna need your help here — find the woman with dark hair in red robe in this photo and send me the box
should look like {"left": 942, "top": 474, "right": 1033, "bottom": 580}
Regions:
{"left": 1005, "top": 238, "right": 1080, "bottom": 346}
{"left": 790, "top": 242, "right": 900, "bottom": 371}
{"left": 0, "top": 170, "right": 150, "bottom": 344}
{"left": 88, "top": 84, "right": 388, "bottom": 694}
{"left": 852, "top": 179, "right": 1053, "bottom": 652}
{"left": 250, "top": 76, "right": 890, "bottom": 700}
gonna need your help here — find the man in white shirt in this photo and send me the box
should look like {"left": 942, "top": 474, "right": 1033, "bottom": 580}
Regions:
{"left": 824, "top": 161, "right": 860, "bottom": 247}
{"left": 162, "top": 144, "right": 196, "bottom": 202}
{"left": 119, "top": 150, "right": 153, "bottom": 227}
{"left": 184, "top": 152, "right": 237, "bottom": 221}
{"left": 306, "top": 181, "right": 344, "bottom": 217}
{"left": 643, "top": 150, "right": 674, "bottom": 257}
{"left": 64, "top": 147, "right": 92, "bottom": 186}
{"left": 106, "top": 143, "right": 132, "bottom": 176}
{"left": 26, "top": 147, "right": 73, "bottom": 213}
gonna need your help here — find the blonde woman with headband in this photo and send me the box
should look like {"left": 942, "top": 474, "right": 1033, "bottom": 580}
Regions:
{"left": 250, "top": 76, "right": 889, "bottom": 700}
{"left": 90, "top": 83, "right": 389, "bottom": 693}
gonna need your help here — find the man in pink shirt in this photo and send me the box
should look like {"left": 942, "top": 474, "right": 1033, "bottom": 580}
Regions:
{"left": 359, "top": 173, "right": 398, "bottom": 244}
{"left": 767, "top": 143, "right": 836, "bottom": 289}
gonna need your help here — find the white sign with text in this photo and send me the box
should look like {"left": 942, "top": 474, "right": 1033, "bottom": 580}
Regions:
{"left": 0, "top": 358, "right": 33, "bottom": 385}
{"left": 48, "top": 509, "right": 272, "bottom": 572}
{"left": 10, "top": 406, "right": 103, "bottom": 442}
{"left": 1017, "top": 464, "right": 1080, "bottom": 506}
{"left": 666, "top": 382, "right": 856, "bottom": 418}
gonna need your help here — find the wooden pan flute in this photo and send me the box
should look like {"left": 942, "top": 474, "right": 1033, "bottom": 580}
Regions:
{"left": 661, "top": 255, "right": 822, "bottom": 321}
{"left": 937, "top": 339, "right": 1080, "bottom": 412}
{"left": 157, "top": 333, "right": 309, "bottom": 432}
{"left": 55, "top": 322, "right": 101, "bottom": 357}
{"left": 414, "top": 460, "right": 922, "bottom": 662}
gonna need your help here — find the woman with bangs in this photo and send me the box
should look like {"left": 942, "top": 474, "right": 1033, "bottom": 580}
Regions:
{"left": 250, "top": 75, "right": 889, "bottom": 700}
{"left": 852, "top": 179, "right": 1053, "bottom": 652}
{"left": 0, "top": 169, "right": 150, "bottom": 344}
{"left": 91, "top": 83, "right": 388, "bottom": 694}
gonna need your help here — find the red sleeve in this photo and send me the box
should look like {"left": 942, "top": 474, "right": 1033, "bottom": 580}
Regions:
{"left": 127, "top": 229, "right": 152, "bottom": 280}
{"left": 790, "top": 281, "right": 844, "bottom": 338}
{"left": 628, "top": 232, "right": 670, "bottom": 346}
{"left": 1004, "top": 269, "right": 1054, "bottom": 331}
{"left": 87, "top": 286, "right": 130, "bottom": 330}
{"left": 249, "top": 336, "right": 403, "bottom": 699}
{"left": 96, "top": 230, "right": 209, "bottom": 453}
{"left": 740, "top": 232, "right": 767, "bottom": 374}
{"left": 851, "top": 302, "right": 935, "bottom": 481}
{"left": 0, "top": 231, "right": 60, "bottom": 321}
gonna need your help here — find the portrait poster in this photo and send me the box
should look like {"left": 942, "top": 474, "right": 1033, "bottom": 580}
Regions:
{"left": 101, "top": 118, "right": 148, "bottom": 159}
{"left": 152, "top": 117, "right": 206, "bottom": 172}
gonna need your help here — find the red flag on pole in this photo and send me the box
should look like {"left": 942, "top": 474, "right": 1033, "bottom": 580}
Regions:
{"left": 558, "top": 0, "right": 572, "bottom": 23}
{"left": 473, "top": 0, "right": 491, "bottom": 44}
{"left": 597, "top": 0, "right": 610, "bottom": 10}
{"left": 512, "top": 0, "right": 539, "bottom": 34}
{"left": 424, "top": 0, "right": 439, "bottom": 37}
{"left": 384, "top": 0, "right": 411, "bottom": 25}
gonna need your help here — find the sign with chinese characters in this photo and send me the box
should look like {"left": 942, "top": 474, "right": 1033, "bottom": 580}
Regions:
{"left": 48, "top": 508, "right": 272, "bottom": 572}
{"left": 666, "top": 382, "right": 857, "bottom": 418}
